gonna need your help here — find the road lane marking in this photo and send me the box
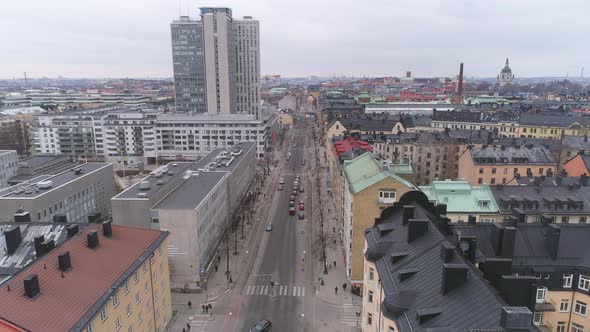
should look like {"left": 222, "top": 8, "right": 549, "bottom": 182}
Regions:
{"left": 263, "top": 285, "right": 268, "bottom": 295}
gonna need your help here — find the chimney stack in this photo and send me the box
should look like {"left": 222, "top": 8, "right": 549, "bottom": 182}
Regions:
{"left": 458, "top": 235, "right": 477, "bottom": 263}
{"left": 34, "top": 235, "right": 45, "bottom": 258}
{"left": 545, "top": 224, "right": 561, "bottom": 259}
{"left": 14, "top": 209, "right": 31, "bottom": 223}
{"left": 24, "top": 274, "right": 40, "bottom": 299}
{"left": 468, "top": 214, "right": 476, "bottom": 224}
{"left": 4, "top": 226, "right": 22, "bottom": 255}
{"left": 457, "top": 63, "right": 464, "bottom": 103}
{"left": 436, "top": 203, "right": 447, "bottom": 217}
{"left": 66, "top": 224, "right": 79, "bottom": 238}
{"left": 58, "top": 252, "right": 72, "bottom": 272}
{"left": 441, "top": 264, "right": 468, "bottom": 295}
{"left": 440, "top": 241, "right": 454, "bottom": 263}
{"left": 402, "top": 205, "right": 415, "bottom": 225}
{"left": 87, "top": 231, "right": 99, "bottom": 249}
{"left": 102, "top": 221, "right": 112, "bottom": 237}
{"left": 407, "top": 219, "right": 430, "bottom": 242}
{"left": 501, "top": 226, "right": 517, "bottom": 258}
{"left": 500, "top": 306, "right": 533, "bottom": 332}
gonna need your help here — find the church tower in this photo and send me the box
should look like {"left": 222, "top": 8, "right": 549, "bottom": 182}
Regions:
{"left": 497, "top": 58, "right": 514, "bottom": 86}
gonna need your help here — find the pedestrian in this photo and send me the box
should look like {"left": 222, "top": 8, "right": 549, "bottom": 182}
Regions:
{"left": 202, "top": 304, "right": 206, "bottom": 313}
{"left": 187, "top": 323, "right": 191, "bottom": 330}
{"left": 183, "top": 328, "right": 186, "bottom": 332}
{"left": 217, "top": 255, "right": 221, "bottom": 262}
{"left": 205, "top": 305, "right": 209, "bottom": 313}
{"left": 335, "top": 286, "right": 338, "bottom": 295}
{"left": 334, "top": 260, "right": 337, "bottom": 268}
{"left": 209, "top": 304, "right": 213, "bottom": 311}
{"left": 188, "top": 301, "right": 192, "bottom": 310}
{"left": 333, "top": 227, "right": 335, "bottom": 232}
{"left": 214, "top": 264, "right": 218, "bottom": 272}
{"left": 343, "top": 283, "right": 347, "bottom": 291}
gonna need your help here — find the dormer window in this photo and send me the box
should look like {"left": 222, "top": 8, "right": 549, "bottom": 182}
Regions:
{"left": 379, "top": 189, "right": 397, "bottom": 205}
{"left": 478, "top": 200, "right": 489, "bottom": 208}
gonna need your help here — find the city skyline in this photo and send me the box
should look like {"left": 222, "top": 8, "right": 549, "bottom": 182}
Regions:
{"left": 0, "top": 0, "right": 589, "bottom": 79}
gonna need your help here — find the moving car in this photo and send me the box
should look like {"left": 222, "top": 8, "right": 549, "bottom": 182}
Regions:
{"left": 279, "top": 178, "right": 285, "bottom": 185}
{"left": 298, "top": 211, "right": 305, "bottom": 220}
{"left": 299, "top": 202, "right": 305, "bottom": 211}
{"left": 299, "top": 187, "right": 304, "bottom": 193}
{"left": 277, "top": 184, "right": 283, "bottom": 191}
{"left": 292, "top": 189, "right": 298, "bottom": 196}
{"left": 289, "top": 200, "right": 295, "bottom": 207}
{"left": 265, "top": 224, "right": 273, "bottom": 231}
{"left": 250, "top": 319, "right": 272, "bottom": 332}
{"left": 289, "top": 206, "right": 296, "bottom": 215}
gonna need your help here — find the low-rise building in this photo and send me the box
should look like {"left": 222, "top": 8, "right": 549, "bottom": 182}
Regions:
{"left": 458, "top": 145, "right": 557, "bottom": 186}
{"left": 0, "top": 150, "right": 18, "bottom": 189}
{"left": 326, "top": 116, "right": 405, "bottom": 140}
{"left": 519, "top": 113, "right": 590, "bottom": 139}
{"left": 112, "top": 143, "right": 256, "bottom": 289}
{"left": 419, "top": 180, "right": 500, "bottom": 222}
{"left": 431, "top": 110, "right": 519, "bottom": 137}
{"left": 278, "top": 111, "right": 293, "bottom": 129}
{"left": 340, "top": 152, "right": 415, "bottom": 286}
{"left": 7, "top": 154, "right": 74, "bottom": 185}
{"left": 0, "top": 163, "right": 115, "bottom": 223}
{"left": 0, "top": 222, "right": 171, "bottom": 332}
{"left": 563, "top": 152, "right": 590, "bottom": 177}
{"left": 362, "top": 191, "right": 536, "bottom": 332}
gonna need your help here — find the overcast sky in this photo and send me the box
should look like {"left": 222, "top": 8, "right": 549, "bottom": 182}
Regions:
{"left": 1, "top": 0, "right": 588, "bottom": 79}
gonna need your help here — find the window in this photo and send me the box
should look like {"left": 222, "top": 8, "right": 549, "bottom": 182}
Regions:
{"left": 138, "top": 312, "right": 144, "bottom": 325}
{"left": 574, "top": 300, "right": 587, "bottom": 316}
{"left": 146, "top": 302, "right": 151, "bottom": 312}
{"left": 143, "top": 262, "right": 148, "bottom": 273}
{"left": 571, "top": 323, "right": 584, "bottom": 332}
{"left": 491, "top": 178, "right": 496, "bottom": 184}
{"left": 536, "top": 286, "right": 547, "bottom": 303}
{"left": 564, "top": 274, "right": 573, "bottom": 288}
{"left": 379, "top": 190, "right": 396, "bottom": 200}
{"left": 100, "top": 306, "right": 108, "bottom": 321}
{"left": 128, "top": 326, "right": 134, "bottom": 332}
{"left": 86, "top": 323, "right": 94, "bottom": 332}
{"left": 581, "top": 217, "right": 587, "bottom": 224}
{"left": 492, "top": 168, "right": 497, "bottom": 174}
{"left": 124, "top": 280, "right": 130, "bottom": 294}
{"left": 135, "top": 292, "right": 141, "bottom": 304}
{"left": 478, "top": 178, "right": 483, "bottom": 184}
{"left": 115, "top": 317, "right": 121, "bottom": 331}
{"left": 126, "top": 304, "right": 132, "bottom": 317}
{"left": 368, "top": 290, "right": 374, "bottom": 303}
{"left": 367, "top": 313, "right": 373, "bottom": 325}
{"left": 556, "top": 322, "right": 566, "bottom": 332}
{"left": 560, "top": 299, "right": 570, "bottom": 312}
{"left": 113, "top": 292, "right": 120, "bottom": 308}
{"left": 144, "top": 281, "right": 149, "bottom": 293}
{"left": 388, "top": 327, "right": 395, "bottom": 332}
{"left": 159, "top": 263, "right": 164, "bottom": 273}
{"left": 580, "top": 275, "right": 590, "bottom": 291}
{"left": 562, "top": 216, "right": 570, "bottom": 223}
{"left": 479, "top": 168, "right": 484, "bottom": 174}
{"left": 369, "top": 268, "right": 374, "bottom": 280}
{"left": 133, "top": 271, "right": 139, "bottom": 284}
{"left": 533, "top": 312, "right": 543, "bottom": 325}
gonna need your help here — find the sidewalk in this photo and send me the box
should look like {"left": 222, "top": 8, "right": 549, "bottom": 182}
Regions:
{"left": 169, "top": 157, "right": 282, "bottom": 331}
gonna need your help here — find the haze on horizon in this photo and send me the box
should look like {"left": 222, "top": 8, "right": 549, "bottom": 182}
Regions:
{"left": 0, "top": 0, "right": 588, "bottom": 79}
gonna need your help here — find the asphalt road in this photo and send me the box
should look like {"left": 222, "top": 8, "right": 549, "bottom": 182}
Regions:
{"left": 235, "top": 120, "right": 315, "bottom": 331}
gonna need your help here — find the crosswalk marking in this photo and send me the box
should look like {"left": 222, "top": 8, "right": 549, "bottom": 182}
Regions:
{"left": 340, "top": 303, "right": 361, "bottom": 327}
{"left": 245, "top": 284, "right": 305, "bottom": 297}
{"left": 189, "top": 314, "right": 211, "bottom": 332}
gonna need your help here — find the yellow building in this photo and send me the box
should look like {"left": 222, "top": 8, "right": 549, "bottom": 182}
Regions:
{"left": 519, "top": 114, "right": 590, "bottom": 139}
{"left": 0, "top": 222, "right": 171, "bottom": 332}
{"left": 341, "top": 152, "right": 415, "bottom": 286}
{"left": 278, "top": 111, "right": 293, "bottom": 129}
{"left": 325, "top": 117, "right": 406, "bottom": 140}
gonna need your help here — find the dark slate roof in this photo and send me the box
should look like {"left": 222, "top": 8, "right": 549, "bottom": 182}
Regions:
{"left": 339, "top": 117, "right": 402, "bottom": 132}
{"left": 561, "top": 135, "right": 590, "bottom": 150}
{"left": 432, "top": 110, "right": 519, "bottom": 123}
{"left": 470, "top": 145, "right": 555, "bottom": 164}
{"left": 519, "top": 114, "right": 590, "bottom": 127}
{"left": 490, "top": 137, "right": 562, "bottom": 153}
{"left": 365, "top": 192, "right": 535, "bottom": 331}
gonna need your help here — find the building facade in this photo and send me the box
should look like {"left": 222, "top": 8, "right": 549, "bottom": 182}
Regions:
{"left": 234, "top": 17, "right": 260, "bottom": 117}
{"left": 0, "top": 163, "right": 115, "bottom": 223}
{"left": 0, "top": 150, "right": 18, "bottom": 189}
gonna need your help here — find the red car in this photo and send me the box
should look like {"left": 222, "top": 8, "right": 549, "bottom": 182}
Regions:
{"left": 299, "top": 201, "right": 305, "bottom": 210}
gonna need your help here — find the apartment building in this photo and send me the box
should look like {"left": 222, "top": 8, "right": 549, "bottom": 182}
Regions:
{"left": 102, "top": 110, "right": 158, "bottom": 165}
{"left": 171, "top": 8, "right": 260, "bottom": 116}
{"left": 419, "top": 180, "right": 500, "bottom": 222}
{"left": 519, "top": 114, "right": 590, "bottom": 139}
{"left": 0, "top": 113, "right": 34, "bottom": 155}
{"left": 112, "top": 143, "right": 256, "bottom": 288}
{"left": 560, "top": 136, "right": 590, "bottom": 169}
{"left": 326, "top": 116, "right": 405, "bottom": 140}
{"left": 0, "top": 163, "right": 115, "bottom": 223}
{"left": 0, "top": 150, "right": 18, "bottom": 189}
{"left": 362, "top": 191, "right": 536, "bottom": 331}
{"left": 1, "top": 91, "right": 151, "bottom": 108}
{"left": 563, "top": 153, "right": 590, "bottom": 177}
{"left": 0, "top": 222, "right": 171, "bottom": 332}
{"left": 339, "top": 152, "right": 415, "bottom": 286}
{"left": 458, "top": 145, "right": 557, "bottom": 186}
{"left": 490, "top": 176, "right": 590, "bottom": 224}
{"left": 431, "top": 110, "right": 519, "bottom": 137}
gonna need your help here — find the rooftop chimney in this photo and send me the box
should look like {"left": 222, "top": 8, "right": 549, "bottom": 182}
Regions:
{"left": 500, "top": 306, "right": 533, "bottom": 331}
{"left": 545, "top": 224, "right": 560, "bottom": 259}
{"left": 402, "top": 205, "right": 415, "bottom": 225}
{"left": 102, "top": 221, "right": 112, "bottom": 237}
{"left": 58, "top": 252, "right": 71, "bottom": 272}
{"left": 34, "top": 235, "right": 45, "bottom": 258}
{"left": 467, "top": 214, "right": 476, "bottom": 224}
{"left": 581, "top": 174, "right": 588, "bottom": 186}
{"left": 87, "top": 231, "right": 99, "bottom": 249}
{"left": 53, "top": 214, "right": 67, "bottom": 223}
{"left": 457, "top": 63, "right": 464, "bottom": 103}
{"left": 436, "top": 203, "right": 447, "bottom": 217}
{"left": 440, "top": 241, "right": 454, "bottom": 263}
{"left": 24, "top": 274, "right": 40, "bottom": 299}
{"left": 14, "top": 210, "right": 31, "bottom": 223}
{"left": 66, "top": 224, "right": 79, "bottom": 238}
{"left": 4, "top": 226, "right": 22, "bottom": 255}
{"left": 457, "top": 235, "right": 477, "bottom": 263}
{"left": 41, "top": 239, "right": 55, "bottom": 254}
{"left": 441, "top": 264, "right": 468, "bottom": 295}
{"left": 407, "top": 219, "right": 429, "bottom": 242}
{"left": 501, "top": 226, "right": 517, "bottom": 258}
{"left": 479, "top": 257, "right": 513, "bottom": 288}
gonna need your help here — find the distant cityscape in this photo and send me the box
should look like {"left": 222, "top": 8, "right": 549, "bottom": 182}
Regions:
{"left": 0, "top": 4, "right": 590, "bottom": 332}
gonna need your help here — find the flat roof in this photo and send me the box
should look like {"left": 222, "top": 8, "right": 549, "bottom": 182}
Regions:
{"left": 17, "top": 154, "right": 68, "bottom": 169}
{"left": 113, "top": 162, "right": 194, "bottom": 200}
{"left": 0, "top": 163, "right": 111, "bottom": 199}
{"left": 153, "top": 172, "right": 226, "bottom": 210}
{"left": 194, "top": 142, "right": 255, "bottom": 173}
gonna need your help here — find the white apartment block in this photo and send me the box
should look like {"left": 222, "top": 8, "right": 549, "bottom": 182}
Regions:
{"left": 0, "top": 150, "right": 18, "bottom": 189}
{"left": 101, "top": 111, "right": 158, "bottom": 165}
{"left": 234, "top": 17, "right": 261, "bottom": 118}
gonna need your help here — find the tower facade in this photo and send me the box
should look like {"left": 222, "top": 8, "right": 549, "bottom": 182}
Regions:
{"left": 498, "top": 58, "right": 514, "bottom": 86}
{"left": 234, "top": 17, "right": 261, "bottom": 118}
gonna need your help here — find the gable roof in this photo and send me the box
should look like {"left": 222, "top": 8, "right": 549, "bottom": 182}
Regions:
{"left": 0, "top": 224, "right": 167, "bottom": 332}
{"left": 343, "top": 152, "right": 415, "bottom": 193}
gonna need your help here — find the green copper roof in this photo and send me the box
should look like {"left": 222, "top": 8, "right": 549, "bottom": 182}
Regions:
{"left": 343, "top": 153, "right": 415, "bottom": 194}
{"left": 419, "top": 180, "right": 499, "bottom": 214}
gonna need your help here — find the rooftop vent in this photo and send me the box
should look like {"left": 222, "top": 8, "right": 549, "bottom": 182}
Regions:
{"left": 399, "top": 267, "right": 419, "bottom": 281}
{"left": 102, "top": 221, "right": 112, "bottom": 237}
{"left": 87, "top": 231, "right": 99, "bottom": 249}
{"left": 390, "top": 252, "right": 409, "bottom": 264}
{"left": 416, "top": 307, "right": 443, "bottom": 324}
{"left": 36, "top": 180, "right": 53, "bottom": 189}
{"left": 139, "top": 181, "right": 150, "bottom": 190}
{"left": 66, "top": 224, "right": 79, "bottom": 238}
{"left": 500, "top": 306, "right": 533, "bottom": 331}
{"left": 441, "top": 264, "right": 469, "bottom": 295}
{"left": 53, "top": 214, "right": 67, "bottom": 223}
{"left": 4, "top": 226, "right": 22, "bottom": 255}
{"left": 58, "top": 251, "right": 71, "bottom": 272}
{"left": 24, "top": 274, "right": 40, "bottom": 299}
{"left": 402, "top": 205, "right": 415, "bottom": 225}
{"left": 14, "top": 210, "right": 31, "bottom": 223}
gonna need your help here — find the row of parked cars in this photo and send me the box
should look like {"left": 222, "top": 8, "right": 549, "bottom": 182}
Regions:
{"left": 281, "top": 176, "right": 305, "bottom": 219}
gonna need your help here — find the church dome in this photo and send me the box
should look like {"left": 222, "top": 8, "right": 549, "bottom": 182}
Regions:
{"left": 500, "top": 58, "right": 512, "bottom": 74}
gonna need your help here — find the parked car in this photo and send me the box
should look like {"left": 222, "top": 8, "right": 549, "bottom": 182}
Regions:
{"left": 299, "top": 187, "right": 304, "bottom": 193}
{"left": 265, "top": 224, "right": 273, "bottom": 231}
{"left": 298, "top": 211, "right": 305, "bottom": 220}
{"left": 250, "top": 320, "right": 272, "bottom": 332}
{"left": 289, "top": 200, "right": 295, "bottom": 207}
{"left": 301, "top": 160, "right": 305, "bottom": 166}
{"left": 290, "top": 195, "right": 296, "bottom": 201}
{"left": 278, "top": 184, "right": 283, "bottom": 191}
{"left": 279, "top": 178, "right": 285, "bottom": 185}
{"left": 299, "top": 203, "right": 305, "bottom": 211}
{"left": 289, "top": 206, "right": 296, "bottom": 215}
